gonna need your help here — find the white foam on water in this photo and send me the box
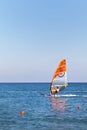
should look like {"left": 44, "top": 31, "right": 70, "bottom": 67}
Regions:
{"left": 59, "top": 94, "right": 87, "bottom": 97}
{"left": 59, "top": 94, "right": 78, "bottom": 97}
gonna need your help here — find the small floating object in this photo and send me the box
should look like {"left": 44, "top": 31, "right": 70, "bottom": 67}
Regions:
{"left": 20, "top": 110, "right": 25, "bottom": 115}
{"left": 77, "top": 105, "right": 81, "bottom": 109}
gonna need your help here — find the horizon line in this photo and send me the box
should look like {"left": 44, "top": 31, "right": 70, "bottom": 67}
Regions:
{"left": 0, "top": 82, "right": 87, "bottom": 83}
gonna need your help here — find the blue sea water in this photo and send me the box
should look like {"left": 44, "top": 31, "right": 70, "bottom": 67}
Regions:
{"left": 0, "top": 83, "right": 87, "bottom": 130}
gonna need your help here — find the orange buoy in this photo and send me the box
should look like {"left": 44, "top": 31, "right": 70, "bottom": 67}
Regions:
{"left": 77, "top": 105, "right": 80, "bottom": 109}
{"left": 20, "top": 110, "right": 25, "bottom": 115}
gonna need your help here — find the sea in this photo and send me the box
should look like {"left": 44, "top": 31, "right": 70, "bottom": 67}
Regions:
{"left": 0, "top": 83, "right": 87, "bottom": 130}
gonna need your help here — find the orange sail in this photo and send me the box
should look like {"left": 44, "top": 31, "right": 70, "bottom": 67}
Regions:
{"left": 52, "top": 59, "right": 66, "bottom": 82}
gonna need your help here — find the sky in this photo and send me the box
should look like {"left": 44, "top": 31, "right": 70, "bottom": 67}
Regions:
{"left": 0, "top": 0, "right": 87, "bottom": 82}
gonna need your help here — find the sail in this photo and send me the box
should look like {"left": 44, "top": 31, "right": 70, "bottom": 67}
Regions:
{"left": 51, "top": 59, "right": 67, "bottom": 91}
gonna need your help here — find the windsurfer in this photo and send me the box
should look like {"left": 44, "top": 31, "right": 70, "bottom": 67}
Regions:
{"left": 50, "top": 86, "right": 60, "bottom": 95}
{"left": 49, "top": 59, "right": 68, "bottom": 96}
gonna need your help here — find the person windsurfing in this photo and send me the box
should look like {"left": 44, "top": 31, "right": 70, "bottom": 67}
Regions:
{"left": 50, "top": 85, "right": 60, "bottom": 95}
{"left": 50, "top": 59, "right": 68, "bottom": 97}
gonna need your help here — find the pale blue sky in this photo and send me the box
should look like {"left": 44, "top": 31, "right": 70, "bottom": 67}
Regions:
{"left": 0, "top": 0, "right": 87, "bottom": 82}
